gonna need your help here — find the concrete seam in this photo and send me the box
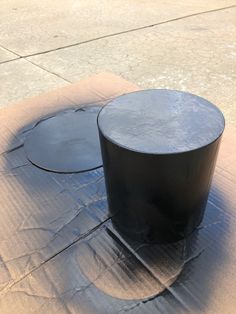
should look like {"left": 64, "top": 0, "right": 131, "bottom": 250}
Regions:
{"left": 0, "top": 4, "right": 235, "bottom": 62}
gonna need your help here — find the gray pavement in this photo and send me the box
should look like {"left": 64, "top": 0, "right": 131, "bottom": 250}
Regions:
{"left": 0, "top": 1, "right": 236, "bottom": 124}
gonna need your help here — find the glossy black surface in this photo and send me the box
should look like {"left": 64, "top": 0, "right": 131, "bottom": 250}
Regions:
{"left": 98, "top": 90, "right": 225, "bottom": 243}
{"left": 24, "top": 106, "right": 102, "bottom": 173}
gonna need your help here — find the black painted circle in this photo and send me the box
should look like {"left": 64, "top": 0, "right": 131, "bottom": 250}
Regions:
{"left": 24, "top": 107, "right": 102, "bottom": 173}
{"left": 98, "top": 90, "right": 225, "bottom": 154}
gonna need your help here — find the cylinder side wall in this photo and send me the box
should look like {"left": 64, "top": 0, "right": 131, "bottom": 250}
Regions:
{"left": 99, "top": 130, "right": 222, "bottom": 243}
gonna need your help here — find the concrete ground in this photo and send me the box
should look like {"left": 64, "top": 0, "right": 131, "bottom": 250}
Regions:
{"left": 0, "top": 1, "right": 236, "bottom": 124}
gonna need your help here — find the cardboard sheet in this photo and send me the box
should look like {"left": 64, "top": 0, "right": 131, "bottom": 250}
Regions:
{"left": 0, "top": 73, "right": 235, "bottom": 313}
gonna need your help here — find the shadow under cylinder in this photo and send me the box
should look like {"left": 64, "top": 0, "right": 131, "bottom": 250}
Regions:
{"left": 97, "top": 90, "right": 225, "bottom": 243}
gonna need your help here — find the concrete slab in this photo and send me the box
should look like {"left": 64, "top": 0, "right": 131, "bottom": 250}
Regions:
{"left": 0, "top": 0, "right": 235, "bottom": 55}
{"left": 28, "top": 7, "right": 236, "bottom": 124}
{"left": 0, "top": 59, "right": 68, "bottom": 106}
{"left": 0, "top": 47, "right": 18, "bottom": 63}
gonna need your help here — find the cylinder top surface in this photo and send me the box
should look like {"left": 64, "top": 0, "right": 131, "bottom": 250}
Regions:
{"left": 98, "top": 89, "right": 225, "bottom": 154}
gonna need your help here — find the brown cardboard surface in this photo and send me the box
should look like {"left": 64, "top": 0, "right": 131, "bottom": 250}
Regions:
{"left": 0, "top": 73, "right": 235, "bottom": 313}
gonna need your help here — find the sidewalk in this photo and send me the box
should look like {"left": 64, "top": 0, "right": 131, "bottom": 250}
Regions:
{"left": 0, "top": 1, "right": 236, "bottom": 123}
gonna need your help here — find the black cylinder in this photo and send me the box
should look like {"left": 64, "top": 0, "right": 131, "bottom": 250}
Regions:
{"left": 97, "top": 90, "right": 225, "bottom": 243}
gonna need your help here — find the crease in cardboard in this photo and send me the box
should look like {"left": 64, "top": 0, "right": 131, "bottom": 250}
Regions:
{"left": 0, "top": 217, "right": 111, "bottom": 295}
{"left": 104, "top": 226, "right": 189, "bottom": 309}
